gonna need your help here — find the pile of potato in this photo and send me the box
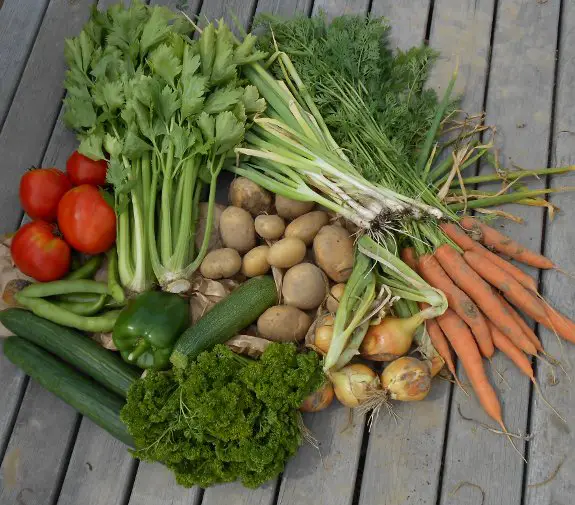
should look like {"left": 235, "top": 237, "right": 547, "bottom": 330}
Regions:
{"left": 199, "top": 177, "right": 355, "bottom": 343}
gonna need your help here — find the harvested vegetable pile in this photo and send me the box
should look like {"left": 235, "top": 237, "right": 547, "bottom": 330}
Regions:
{"left": 4, "top": 1, "right": 575, "bottom": 493}
{"left": 121, "top": 343, "right": 323, "bottom": 488}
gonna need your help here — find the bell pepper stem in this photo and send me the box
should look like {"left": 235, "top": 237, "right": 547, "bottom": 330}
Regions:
{"left": 128, "top": 339, "right": 151, "bottom": 362}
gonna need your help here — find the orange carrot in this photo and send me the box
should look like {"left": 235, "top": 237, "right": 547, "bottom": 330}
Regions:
{"left": 460, "top": 216, "right": 554, "bottom": 269}
{"left": 418, "top": 253, "right": 494, "bottom": 358}
{"left": 541, "top": 303, "right": 575, "bottom": 344}
{"left": 462, "top": 251, "right": 548, "bottom": 323}
{"left": 488, "top": 321, "right": 534, "bottom": 380}
{"left": 495, "top": 293, "right": 543, "bottom": 352}
{"left": 434, "top": 244, "right": 536, "bottom": 355}
{"left": 402, "top": 248, "right": 459, "bottom": 378}
{"left": 437, "top": 309, "right": 505, "bottom": 429}
{"left": 441, "top": 222, "right": 538, "bottom": 292}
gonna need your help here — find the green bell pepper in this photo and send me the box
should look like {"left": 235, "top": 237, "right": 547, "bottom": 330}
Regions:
{"left": 112, "top": 291, "right": 189, "bottom": 369}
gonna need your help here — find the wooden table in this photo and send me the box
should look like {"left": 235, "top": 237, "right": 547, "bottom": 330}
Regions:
{"left": 1, "top": 0, "right": 574, "bottom": 504}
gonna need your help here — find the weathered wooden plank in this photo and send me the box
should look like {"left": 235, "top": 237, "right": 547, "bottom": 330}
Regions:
{"left": 128, "top": 463, "right": 202, "bottom": 505}
{"left": 439, "top": 1, "right": 561, "bottom": 505}
{"left": 55, "top": 419, "right": 135, "bottom": 505}
{"left": 312, "top": 0, "right": 370, "bottom": 18}
{"left": 428, "top": 0, "right": 495, "bottom": 109}
{"left": 523, "top": 0, "right": 575, "bottom": 501}
{"left": 0, "top": 0, "right": 50, "bottom": 131}
{"left": 357, "top": 4, "right": 454, "bottom": 505}
{"left": 0, "top": 0, "right": 97, "bottom": 476}
{"left": 199, "top": 0, "right": 258, "bottom": 31}
{"left": 255, "top": 0, "right": 312, "bottom": 17}
{"left": 0, "top": 383, "right": 78, "bottom": 505}
{"left": 0, "top": 0, "right": 96, "bottom": 234}
{"left": 371, "top": 0, "right": 431, "bottom": 51}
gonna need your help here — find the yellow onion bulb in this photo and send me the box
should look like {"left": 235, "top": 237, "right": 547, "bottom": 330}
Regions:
{"left": 381, "top": 357, "right": 431, "bottom": 401}
{"left": 360, "top": 314, "right": 422, "bottom": 361}
{"left": 330, "top": 363, "right": 380, "bottom": 408}
{"left": 314, "top": 324, "right": 334, "bottom": 354}
{"left": 300, "top": 381, "right": 335, "bottom": 412}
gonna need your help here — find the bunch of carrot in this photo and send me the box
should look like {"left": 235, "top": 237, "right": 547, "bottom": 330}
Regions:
{"left": 402, "top": 216, "right": 574, "bottom": 433}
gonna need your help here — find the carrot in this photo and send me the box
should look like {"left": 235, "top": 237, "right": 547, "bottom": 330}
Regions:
{"left": 460, "top": 216, "right": 554, "bottom": 269}
{"left": 441, "top": 222, "right": 538, "bottom": 292}
{"left": 541, "top": 303, "right": 575, "bottom": 344}
{"left": 401, "top": 248, "right": 459, "bottom": 379}
{"left": 488, "top": 321, "right": 534, "bottom": 380}
{"left": 495, "top": 293, "right": 543, "bottom": 352}
{"left": 437, "top": 309, "right": 505, "bottom": 429}
{"left": 434, "top": 244, "right": 537, "bottom": 355}
{"left": 462, "top": 250, "right": 548, "bottom": 323}
{"left": 418, "top": 253, "right": 494, "bottom": 358}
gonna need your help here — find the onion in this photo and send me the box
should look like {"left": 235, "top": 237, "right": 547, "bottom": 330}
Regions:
{"left": 381, "top": 357, "right": 431, "bottom": 401}
{"left": 330, "top": 363, "right": 380, "bottom": 407}
{"left": 300, "top": 381, "right": 335, "bottom": 412}
{"left": 314, "top": 322, "right": 334, "bottom": 354}
{"left": 326, "top": 283, "right": 346, "bottom": 313}
{"left": 360, "top": 314, "right": 423, "bottom": 361}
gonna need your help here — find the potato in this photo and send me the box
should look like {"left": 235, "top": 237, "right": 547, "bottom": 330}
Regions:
{"left": 313, "top": 225, "right": 354, "bottom": 282}
{"left": 257, "top": 305, "right": 312, "bottom": 342}
{"left": 282, "top": 263, "right": 327, "bottom": 310}
{"left": 275, "top": 195, "right": 315, "bottom": 220}
{"left": 219, "top": 206, "right": 256, "bottom": 254}
{"left": 327, "top": 283, "right": 346, "bottom": 313}
{"left": 254, "top": 214, "right": 285, "bottom": 240}
{"left": 195, "top": 203, "right": 225, "bottom": 252}
{"left": 200, "top": 248, "right": 242, "bottom": 279}
{"left": 242, "top": 245, "right": 270, "bottom": 277}
{"left": 267, "top": 237, "right": 306, "bottom": 268}
{"left": 284, "top": 211, "right": 329, "bottom": 246}
{"left": 229, "top": 177, "right": 272, "bottom": 216}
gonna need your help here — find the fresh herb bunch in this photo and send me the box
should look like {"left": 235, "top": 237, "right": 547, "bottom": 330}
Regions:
{"left": 121, "top": 343, "right": 324, "bottom": 488}
{"left": 63, "top": 3, "right": 266, "bottom": 292}
{"left": 255, "top": 13, "right": 453, "bottom": 188}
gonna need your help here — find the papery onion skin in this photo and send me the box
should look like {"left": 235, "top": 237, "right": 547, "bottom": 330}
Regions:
{"left": 381, "top": 357, "right": 431, "bottom": 401}
{"left": 300, "top": 381, "right": 335, "bottom": 412}
{"left": 314, "top": 324, "right": 334, "bottom": 354}
{"left": 331, "top": 363, "right": 379, "bottom": 408}
{"left": 360, "top": 315, "right": 421, "bottom": 361}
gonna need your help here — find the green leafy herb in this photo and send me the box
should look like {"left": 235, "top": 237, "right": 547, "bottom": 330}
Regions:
{"left": 121, "top": 343, "right": 324, "bottom": 488}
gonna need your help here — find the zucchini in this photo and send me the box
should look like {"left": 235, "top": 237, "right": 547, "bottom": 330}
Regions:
{"left": 0, "top": 308, "right": 139, "bottom": 397}
{"left": 170, "top": 275, "right": 278, "bottom": 369}
{"left": 3, "top": 337, "right": 133, "bottom": 446}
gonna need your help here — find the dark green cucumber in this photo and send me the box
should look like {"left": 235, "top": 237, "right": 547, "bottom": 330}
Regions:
{"left": 170, "top": 275, "right": 278, "bottom": 369}
{"left": 0, "top": 308, "right": 139, "bottom": 397}
{"left": 3, "top": 337, "right": 133, "bottom": 447}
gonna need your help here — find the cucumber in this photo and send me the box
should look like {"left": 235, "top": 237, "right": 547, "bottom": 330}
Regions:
{"left": 0, "top": 308, "right": 139, "bottom": 397}
{"left": 171, "top": 275, "right": 278, "bottom": 369}
{"left": 3, "top": 337, "right": 133, "bottom": 447}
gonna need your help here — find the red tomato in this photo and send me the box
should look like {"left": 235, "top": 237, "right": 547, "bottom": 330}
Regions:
{"left": 66, "top": 151, "right": 108, "bottom": 186}
{"left": 19, "top": 168, "right": 72, "bottom": 222}
{"left": 58, "top": 185, "right": 116, "bottom": 254}
{"left": 11, "top": 221, "right": 71, "bottom": 281}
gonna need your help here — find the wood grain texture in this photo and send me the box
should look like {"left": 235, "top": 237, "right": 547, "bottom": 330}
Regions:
{"left": 0, "top": 0, "right": 95, "bottom": 234}
{"left": 371, "top": 0, "right": 431, "bottom": 50}
{"left": 312, "top": 0, "right": 370, "bottom": 18}
{"left": 199, "top": 0, "right": 257, "bottom": 32}
{"left": 203, "top": 481, "right": 276, "bottom": 505}
{"left": 128, "top": 463, "right": 202, "bottom": 505}
{"left": 276, "top": 403, "right": 364, "bottom": 505}
{"left": 439, "top": 2, "right": 561, "bottom": 505}
{"left": 427, "top": 0, "right": 495, "bottom": 107}
{"left": 255, "top": 0, "right": 312, "bottom": 16}
{"left": 523, "top": 0, "right": 575, "bottom": 501}
{"left": 0, "top": 350, "right": 25, "bottom": 463}
{"left": 55, "top": 419, "right": 135, "bottom": 505}
{"left": 0, "top": 382, "right": 78, "bottom": 505}
{"left": 0, "top": 0, "right": 49, "bottom": 131}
